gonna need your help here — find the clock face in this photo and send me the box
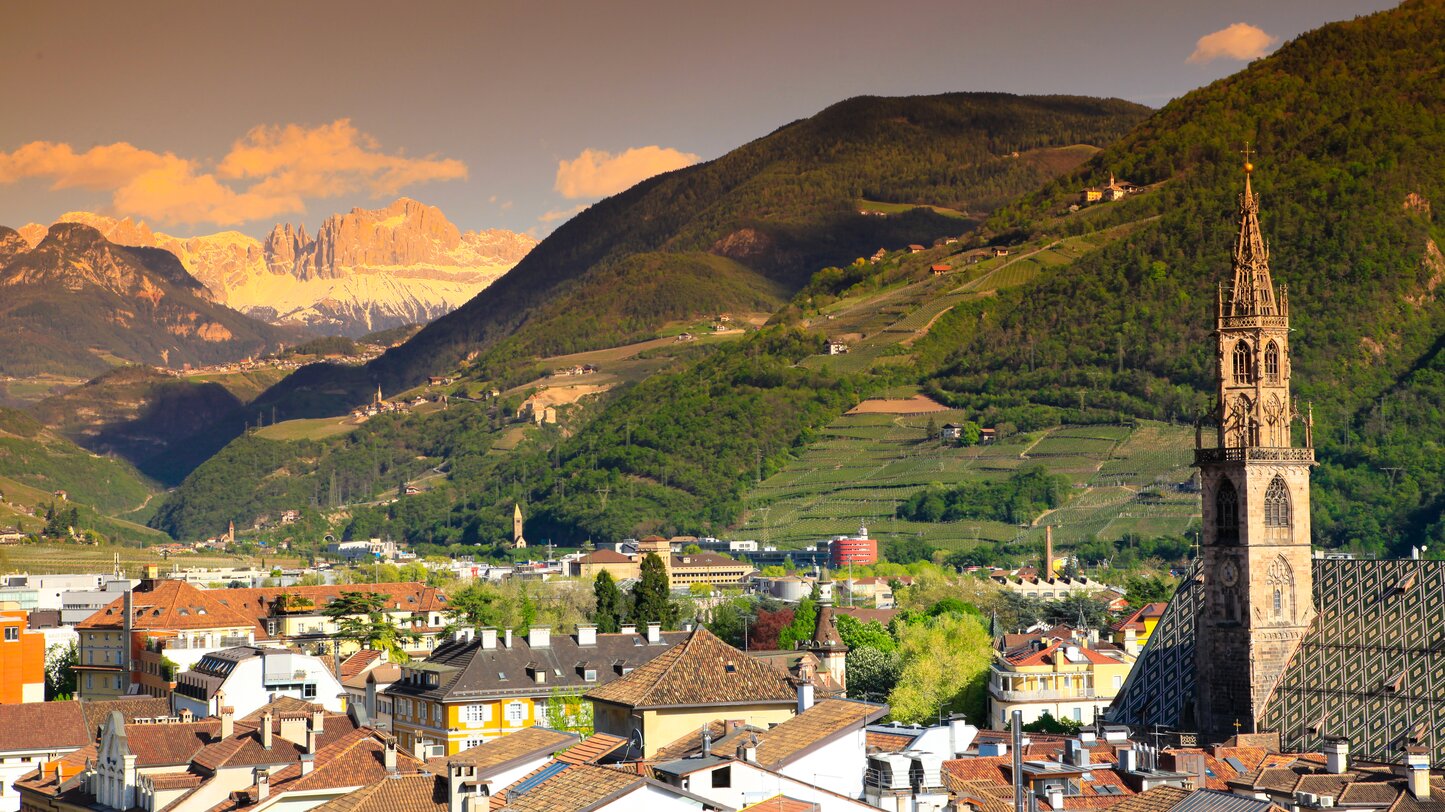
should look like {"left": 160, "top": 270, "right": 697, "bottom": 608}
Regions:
{"left": 1219, "top": 559, "right": 1239, "bottom": 587}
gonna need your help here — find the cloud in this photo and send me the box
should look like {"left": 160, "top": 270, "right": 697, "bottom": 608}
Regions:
{"left": 554, "top": 145, "right": 699, "bottom": 199}
{"left": 1188, "top": 22, "right": 1278, "bottom": 64}
{"left": 0, "top": 120, "right": 467, "bottom": 227}
{"left": 538, "top": 204, "right": 588, "bottom": 224}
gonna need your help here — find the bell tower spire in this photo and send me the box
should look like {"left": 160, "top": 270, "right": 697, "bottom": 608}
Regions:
{"left": 1193, "top": 154, "right": 1316, "bottom": 742}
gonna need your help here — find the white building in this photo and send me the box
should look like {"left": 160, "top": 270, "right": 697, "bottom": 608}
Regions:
{"left": 172, "top": 647, "right": 347, "bottom": 719}
{"left": 61, "top": 578, "right": 135, "bottom": 626}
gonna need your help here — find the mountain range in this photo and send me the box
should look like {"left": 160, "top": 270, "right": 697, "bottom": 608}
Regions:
{"left": 0, "top": 223, "right": 294, "bottom": 377}
{"left": 17, "top": 198, "right": 536, "bottom": 337}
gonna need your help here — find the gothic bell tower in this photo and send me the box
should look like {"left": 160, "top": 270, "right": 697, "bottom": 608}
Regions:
{"left": 1193, "top": 157, "right": 1316, "bottom": 740}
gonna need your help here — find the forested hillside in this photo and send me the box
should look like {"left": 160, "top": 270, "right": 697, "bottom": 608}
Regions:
{"left": 920, "top": 0, "right": 1445, "bottom": 553}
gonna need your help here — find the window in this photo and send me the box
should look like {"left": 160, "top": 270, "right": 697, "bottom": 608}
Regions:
{"left": 1215, "top": 478, "right": 1239, "bottom": 543}
{"left": 463, "top": 704, "right": 490, "bottom": 724}
{"left": 1264, "top": 476, "right": 1291, "bottom": 527}
{"left": 303, "top": 683, "right": 317, "bottom": 699}
{"left": 504, "top": 702, "right": 526, "bottom": 725}
{"left": 1264, "top": 341, "right": 1280, "bottom": 383}
{"left": 1273, "top": 589, "right": 1282, "bottom": 615}
{"left": 712, "top": 766, "right": 732, "bottom": 788}
{"left": 4, "top": 627, "right": 17, "bottom": 642}
{"left": 1232, "top": 340, "right": 1254, "bottom": 384}
{"left": 1113, "top": 675, "right": 1123, "bottom": 690}
{"left": 1072, "top": 708, "right": 1082, "bottom": 722}
{"left": 432, "top": 704, "right": 441, "bottom": 725}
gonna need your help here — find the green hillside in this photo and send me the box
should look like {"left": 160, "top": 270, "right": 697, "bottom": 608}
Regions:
{"left": 0, "top": 408, "right": 163, "bottom": 542}
{"left": 921, "top": 0, "right": 1445, "bottom": 554}
{"left": 248, "top": 93, "right": 1150, "bottom": 420}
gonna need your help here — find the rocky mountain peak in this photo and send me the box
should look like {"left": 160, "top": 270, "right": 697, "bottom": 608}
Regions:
{"left": 0, "top": 226, "right": 29, "bottom": 265}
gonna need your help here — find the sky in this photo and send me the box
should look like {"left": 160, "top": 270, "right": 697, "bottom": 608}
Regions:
{"left": 0, "top": 0, "right": 1400, "bottom": 240}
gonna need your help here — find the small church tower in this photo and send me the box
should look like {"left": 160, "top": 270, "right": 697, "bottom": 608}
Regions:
{"left": 1194, "top": 156, "right": 1316, "bottom": 740}
{"left": 512, "top": 503, "right": 527, "bottom": 549}
{"left": 807, "top": 569, "right": 848, "bottom": 694}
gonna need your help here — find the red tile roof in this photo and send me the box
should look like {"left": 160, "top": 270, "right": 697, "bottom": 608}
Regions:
{"left": 208, "top": 583, "right": 447, "bottom": 639}
{"left": 555, "top": 733, "right": 628, "bottom": 765}
{"left": 1110, "top": 603, "right": 1167, "bottom": 633}
{"left": 584, "top": 627, "right": 795, "bottom": 709}
{"left": 750, "top": 700, "right": 886, "bottom": 770}
{"left": 339, "top": 649, "right": 383, "bottom": 680}
{"left": 742, "top": 796, "right": 820, "bottom": 812}
{"left": 0, "top": 700, "right": 90, "bottom": 753}
{"left": 578, "top": 550, "right": 632, "bottom": 564}
{"left": 76, "top": 580, "right": 256, "bottom": 631}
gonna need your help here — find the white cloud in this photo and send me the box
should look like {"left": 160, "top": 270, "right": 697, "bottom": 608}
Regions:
{"left": 554, "top": 145, "right": 699, "bottom": 199}
{"left": 1188, "top": 22, "right": 1278, "bottom": 64}
{"left": 0, "top": 120, "right": 467, "bottom": 227}
{"left": 538, "top": 204, "right": 588, "bottom": 224}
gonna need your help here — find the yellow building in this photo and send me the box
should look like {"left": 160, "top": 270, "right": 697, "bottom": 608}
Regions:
{"left": 987, "top": 636, "right": 1135, "bottom": 730}
{"left": 386, "top": 624, "right": 684, "bottom": 756}
{"left": 1109, "top": 602, "right": 1167, "bottom": 654}
{"left": 586, "top": 627, "right": 798, "bottom": 758}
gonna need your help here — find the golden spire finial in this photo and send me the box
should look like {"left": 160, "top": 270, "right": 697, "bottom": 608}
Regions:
{"left": 1241, "top": 142, "right": 1254, "bottom": 175}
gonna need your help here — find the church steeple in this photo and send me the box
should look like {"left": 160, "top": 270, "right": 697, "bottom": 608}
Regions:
{"left": 1226, "top": 159, "right": 1282, "bottom": 318}
{"left": 1193, "top": 155, "right": 1316, "bottom": 742}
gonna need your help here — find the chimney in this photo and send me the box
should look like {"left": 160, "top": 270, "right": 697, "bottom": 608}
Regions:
{"left": 528, "top": 627, "right": 550, "bottom": 648}
{"left": 503, "top": 629, "right": 512, "bottom": 648}
{"left": 252, "top": 768, "right": 269, "bottom": 802}
{"left": 305, "top": 728, "right": 318, "bottom": 755}
{"left": 1406, "top": 748, "right": 1430, "bottom": 800}
{"left": 1118, "top": 748, "right": 1138, "bottom": 773}
{"left": 122, "top": 588, "right": 134, "bottom": 682}
{"left": 480, "top": 628, "right": 497, "bottom": 649}
{"left": 300, "top": 753, "right": 315, "bottom": 776}
{"left": 1323, "top": 737, "right": 1349, "bottom": 774}
{"left": 1011, "top": 711, "right": 1025, "bottom": 812}
{"left": 620, "top": 624, "right": 636, "bottom": 636}
{"left": 447, "top": 762, "right": 478, "bottom": 812}
{"left": 1044, "top": 527, "right": 1054, "bottom": 579}
{"left": 279, "top": 714, "right": 306, "bottom": 745}
{"left": 412, "top": 736, "right": 427, "bottom": 762}
{"left": 950, "top": 718, "right": 975, "bottom": 759}
{"left": 797, "top": 679, "right": 815, "bottom": 714}
{"left": 452, "top": 627, "right": 474, "bottom": 645}
{"left": 219, "top": 706, "right": 234, "bottom": 740}
{"left": 701, "top": 726, "right": 712, "bottom": 758}
{"left": 311, "top": 707, "right": 324, "bottom": 734}
{"left": 260, "top": 711, "right": 273, "bottom": 750}
{"left": 577, "top": 625, "right": 597, "bottom": 646}
{"left": 646, "top": 623, "right": 661, "bottom": 644}
{"left": 1065, "top": 738, "right": 1090, "bottom": 767}
{"left": 738, "top": 735, "right": 758, "bottom": 764}
{"left": 179, "top": 708, "right": 193, "bottom": 723}
{"left": 383, "top": 735, "right": 397, "bottom": 773}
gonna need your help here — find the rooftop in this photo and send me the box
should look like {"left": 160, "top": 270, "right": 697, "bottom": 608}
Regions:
{"left": 584, "top": 627, "right": 795, "bottom": 710}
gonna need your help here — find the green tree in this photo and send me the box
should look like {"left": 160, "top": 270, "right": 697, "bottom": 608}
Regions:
{"left": 1023, "top": 710, "right": 1082, "bottom": 734}
{"left": 847, "top": 645, "right": 903, "bottom": 702}
{"left": 887, "top": 613, "right": 992, "bottom": 724}
{"left": 45, "top": 642, "right": 78, "bottom": 700}
{"left": 705, "top": 596, "right": 753, "bottom": 649}
{"left": 778, "top": 596, "right": 817, "bottom": 651}
{"left": 1125, "top": 575, "right": 1176, "bottom": 607}
{"left": 835, "top": 613, "right": 895, "bottom": 652}
{"left": 630, "top": 553, "right": 678, "bottom": 629}
{"left": 541, "top": 687, "right": 594, "bottom": 735}
{"left": 592, "top": 570, "right": 623, "bottom": 633}
{"left": 323, "top": 591, "right": 413, "bottom": 661}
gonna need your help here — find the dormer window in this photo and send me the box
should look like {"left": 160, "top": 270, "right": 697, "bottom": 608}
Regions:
{"left": 584, "top": 669, "right": 597, "bottom": 682}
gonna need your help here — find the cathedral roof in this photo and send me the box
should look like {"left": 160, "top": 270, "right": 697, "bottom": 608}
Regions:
{"left": 1227, "top": 167, "right": 1280, "bottom": 318}
{"left": 1109, "top": 558, "right": 1445, "bottom": 767}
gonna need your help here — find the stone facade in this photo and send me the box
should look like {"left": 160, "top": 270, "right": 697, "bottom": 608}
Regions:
{"left": 1193, "top": 165, "right": 1317, "bottom": 740}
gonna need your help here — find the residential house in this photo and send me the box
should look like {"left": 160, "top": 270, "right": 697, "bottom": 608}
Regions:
{"left": 0, "top": 610, "right": 46, "bottom": 703}
{"left": 1109, "top": 603, "right": 1167, "bottom": 655}
{"left": 74, "top": 579, "right": 258, "bottom": 699}
{"left": 650, "top": 698, "right": 888, "bottom": 806}
{"left": 931, "top": 264, "right": 952, "bottom": 276}
{"left": 908, "top": 245, "right": 926, "bottom": 254}
{"left": 206, "top": 583, "right": 450, "bottom": 658}
{"left": 667, "top": 552, "right": 754, "bottom": 588}
{"left": 171, "top": 646, "right": 348, "bottom": 719}
{"left": 586, "top": 627, "right": 798, "bottom": 758}
{"left": 200, "top": 728, "right": 429, "bottom": 812}
{"left": 0, "top": 703, "right": 90, "bottom": 812}
{"left": 988, "top": 635, "right": 1135, "bottom": 730}
{"left": 826, "top": 342, "right": 849, "bottom": 356}
{"left": 386, "top": 625, "right": 684, "bottom": 756}
{"left": 421, "top": 727, "right": 579, "bottom": 799}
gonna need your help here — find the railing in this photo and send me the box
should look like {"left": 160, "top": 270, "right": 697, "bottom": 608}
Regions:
{"left": 990, "top": 687, "right": 1101, "bottom": 702}
{"left": 1194, "top": 447, "right": 1314, "bottom": 464}
{"left": 1220, "top": 315, "right": 1288, "bottom": 329}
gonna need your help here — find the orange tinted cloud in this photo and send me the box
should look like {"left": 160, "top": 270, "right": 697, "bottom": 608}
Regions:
{"left": 218, "top": 119, "right": 466, "bottom": 199}
{"left": 554, "top": 145, "right": 699, "bottom": 199}
{"left": 1187, "top": 22, "right": 1278, "bottom": 63}
{"left": 0, "top": 120, "right": 466, "bottom": 227}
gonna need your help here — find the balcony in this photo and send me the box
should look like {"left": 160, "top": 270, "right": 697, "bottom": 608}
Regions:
{"left": 990, "top": 677, "right": 1099, "bottom": 702}
{"left": 1194, "top": 446, "right": 1314, "bottom": 465}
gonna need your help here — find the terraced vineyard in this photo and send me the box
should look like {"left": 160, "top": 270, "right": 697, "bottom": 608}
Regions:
{"left": 729, "top": 414, "right": 1199, "bottom": 553}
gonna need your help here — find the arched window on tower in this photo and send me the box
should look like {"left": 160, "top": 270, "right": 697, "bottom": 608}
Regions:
{"left": 1233, "top": 340, "right": 1254, "bottom": 384}
{"left": 1215, "top": 477, "right": 1239, "bottom": 543}
{"left": 1264, "top": 341, "right": 1280, "bottom": 383}
{"left": 1267, "top": 556, "right": 1295, "bottom": 622}
{"left": 1264, "top": 476, "right": 1291, "bottom": 527}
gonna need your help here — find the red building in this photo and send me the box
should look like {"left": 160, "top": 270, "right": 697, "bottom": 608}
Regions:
{"left": 0, "top": 610, "right": 46, "bottom": 703}
{"left": 829, "top": 529, "right": 878, "bottom": 568}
